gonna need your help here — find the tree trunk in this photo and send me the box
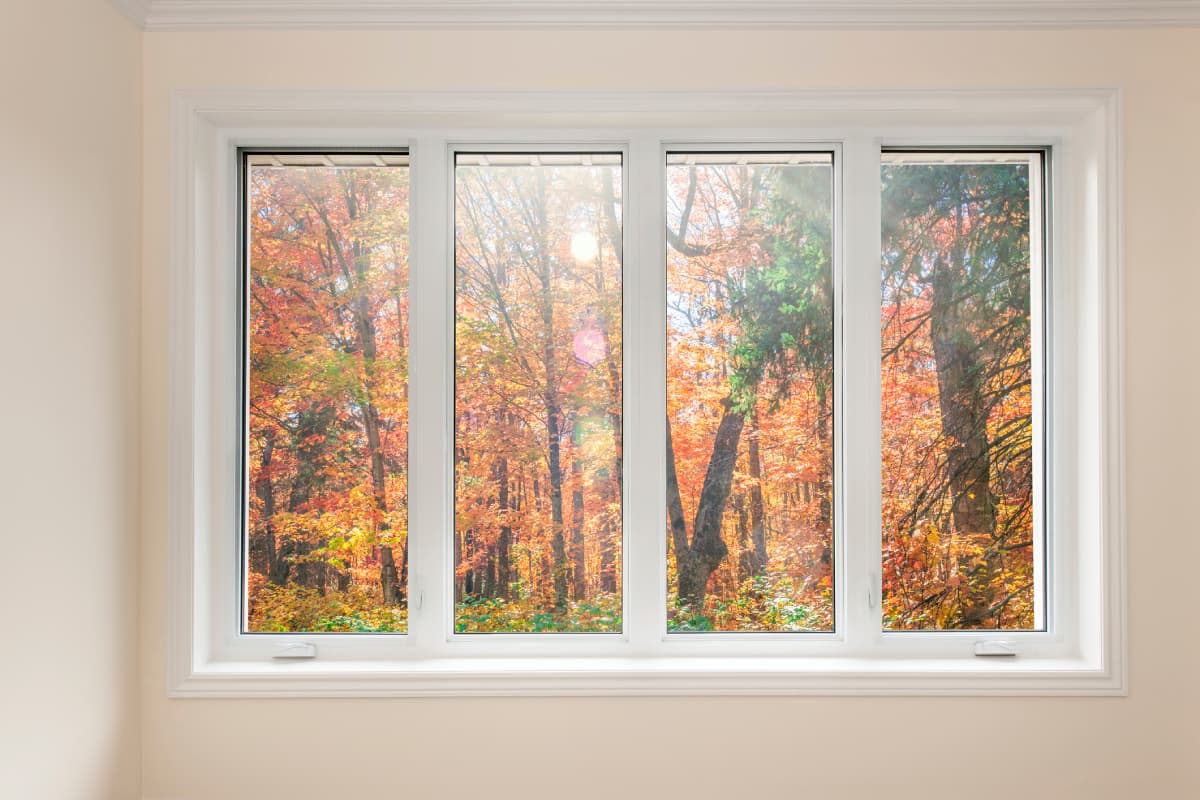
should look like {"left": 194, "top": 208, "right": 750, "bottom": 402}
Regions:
{"left": 570, "top": 449, "right": 587, "bottom": 600}
{"left": 249, "top": 426, "right": 277, "bottom": 580}
{"left": 335, "top": 182, "right": 403, "bottom": 607}
{"left": 531, "top": 173, "right": 569, "bottom": 615}
{"left": 454, "top": 527, "right": 465, "bottom": 603}
{"left": 484, "top": 545, "right": 497, "bottom": 598}
{"left": 743, "top": 413, "right": 768, "bottom": 577}
{"left": 496, "top": 455, "right": 512, "bottom": 599}
{"left": 597, "top": 482, "right": 617, "bottom": 594}
{"left": 735, "top": 493, "right": 753, "bottom": 580}
{"left": 547, "top": 397, "right": 568, "bottom": 613}
{"left": 601, "top": 313, "right": 622, "bottom": 595}
{"left": 815, "top": 383, "right": 833, "bottom": 534}
{"left": 677, "top": 399, "right": 745, "bottom": 608}
{"left": 666, "top": 419, "right": 691, "bottom": 564}
{"left": 930, "top": 196, "right": 998, "bottom": 625}
{"left": 357, "top": 288, "right": 401, "bottom": 606}
{"left": 285, "top": 404, "right": 335, "bottom": 589}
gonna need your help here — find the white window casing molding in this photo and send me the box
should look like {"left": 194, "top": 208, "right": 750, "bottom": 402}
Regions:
{"left": 115, "top": 1, "right": 1200, "bottom": 31}
{"left": 168, "top": 88, "right": 1125, "bottom": 697}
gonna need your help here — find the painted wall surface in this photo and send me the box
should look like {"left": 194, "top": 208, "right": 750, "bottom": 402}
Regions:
{"left": 139, "top": 29, "right": 1199, "bottom": 800}
{"left": 0, "top": 1, "right": 142, "bottom": 798}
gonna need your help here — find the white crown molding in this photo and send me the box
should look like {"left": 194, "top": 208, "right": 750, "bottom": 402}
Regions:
{"left": 109, "top": 0, "right": 152, "bottom": 25}
{"left": 111, "top": 1, "right": 1200, "bottom": 32}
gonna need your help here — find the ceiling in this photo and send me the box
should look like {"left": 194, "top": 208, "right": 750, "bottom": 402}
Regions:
{"left": 110, "top": 0, "right": 1200, "bottom": 31}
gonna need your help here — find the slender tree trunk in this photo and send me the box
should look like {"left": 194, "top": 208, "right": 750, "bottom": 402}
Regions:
{"left": 666, "top": 419, "right": 691, "bottom": 563}
{"left": 392, "top": 242, "right": 410, "bottom": 601}
{"left": 484, "top": 545, "right": 497, "bottom": 598}
{"left": 600, "top": 285, "right": 622, "bottom": 594}
{"left": 547, "top": 397, "right": 568, "bottom": 613}
{"left": 570, "top": 448, "right": 587, "bottom": 600}
{"left": 531, "top": 174, "right": 569, "bottom": 615}
{"left": 814, "top": 381, "right": 834, "bottom": 572}
{"left": 598, "top": 483, "right": 617, "bottom": 593}
{"left": 815, "top": 383, "right": 833, "bottom": 534}
{"left": 496, "top": 455, "right": 512, "bottom": 599}
{"left": 744, "top": 413, "right": 768, "bottom": 577}
{"left": 735, "top": 493, "right": 753, "bottom": 580}
{"left": 454, "top": 527, "right": 465, "bottom": 603}
{"left": 460, "top": 529, "right": 477, "bottom": 597}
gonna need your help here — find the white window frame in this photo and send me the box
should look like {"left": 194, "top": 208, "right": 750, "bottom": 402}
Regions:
{"left": 168, "top": 88, "right": 1125, "bottom": 696}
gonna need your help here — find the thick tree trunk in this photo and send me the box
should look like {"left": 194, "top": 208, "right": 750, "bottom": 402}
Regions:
{"left": 677, "top": 399, "right": 745, "bottom": 608}
{"left": 931, "top": 197, "right": 998, "bottom": 625}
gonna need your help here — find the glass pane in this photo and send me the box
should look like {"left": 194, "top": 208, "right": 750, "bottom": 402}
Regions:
{"left": 244, "top": 154, "right": 410, "bottom": 633}
{"left": 454, "top": 152, "right": 623, "bottom": 633}
{"left": 881, "top": 152, "right": 1042, "bottom": 631}
{"left": 666, "top": 152, "right": 834, "bottom": 632}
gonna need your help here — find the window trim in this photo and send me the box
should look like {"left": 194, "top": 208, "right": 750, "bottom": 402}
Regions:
{"left": 168, "top": 88, "right": 1125, "bottom": 696}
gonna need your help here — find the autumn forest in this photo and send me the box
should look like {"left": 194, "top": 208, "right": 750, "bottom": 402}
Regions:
{"left": 244, "top": 149, "right": 1038, "bottom": 635}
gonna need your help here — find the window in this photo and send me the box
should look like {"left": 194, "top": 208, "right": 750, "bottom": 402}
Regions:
{"left": 171, "top": 89, "right": 1124, "bottom": 696}
{"left": 665, "top": 152, "right": 834, "bottom": 632}
{"left": 879, "top": 151, "right": 1045, "bottom": 631}
{"left": 243, "top": 152, "right": 410, "bottom": 634}
{"left": 453, "top": 152, "right": 624, "bottom": 633}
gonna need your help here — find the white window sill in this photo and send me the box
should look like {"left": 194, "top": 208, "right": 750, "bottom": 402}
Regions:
{"left": 171, "top": 654, "right": 1123, "bottom": 697}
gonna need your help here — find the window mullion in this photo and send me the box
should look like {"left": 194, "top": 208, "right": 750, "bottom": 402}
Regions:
{"left": 841, "top": 135, "right": 884, "bottom": 652}
{"left": 407, "top": 137, "right": 451, "bottom": 656}
{"left": 624, "top": 135, "right": 667, "bottom": 654}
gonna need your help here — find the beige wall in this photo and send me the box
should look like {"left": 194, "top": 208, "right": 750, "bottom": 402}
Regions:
{"left": 0, "top": 1, "right": 142, "bottom": 798}
{"left": 134, "top": 29, "right": 1199, "bottom": 800}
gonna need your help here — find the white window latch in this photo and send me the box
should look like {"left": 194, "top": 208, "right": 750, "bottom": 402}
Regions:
{"left": 974, "top": 640, "right": 1020, "bottom": 657}
{"left": 273, "top": 642, "right": 317, "bottom": 660}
